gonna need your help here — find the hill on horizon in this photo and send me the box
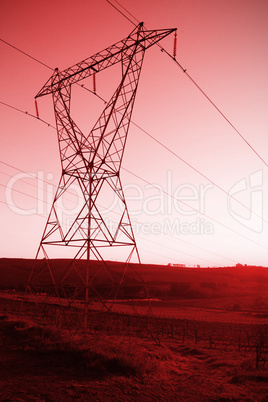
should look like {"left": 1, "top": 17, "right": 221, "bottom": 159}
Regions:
{"left": 0, "top": 258, "right": 267, "bottom": 302}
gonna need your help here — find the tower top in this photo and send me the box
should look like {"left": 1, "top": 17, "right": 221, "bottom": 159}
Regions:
{"left": 35, "top": 23, "right": 176, "bottom": 98}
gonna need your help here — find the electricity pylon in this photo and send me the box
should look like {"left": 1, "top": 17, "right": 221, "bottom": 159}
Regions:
{"left": 27, "top": 23, "right": 175, "bottom": 328}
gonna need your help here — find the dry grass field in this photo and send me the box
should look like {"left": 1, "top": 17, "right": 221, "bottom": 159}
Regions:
{"left": 0, "top": 259, "right": 268, "bottom": 401}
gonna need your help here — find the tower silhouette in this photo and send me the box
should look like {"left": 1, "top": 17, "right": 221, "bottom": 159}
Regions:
{"left": 27, "top": 23, "right": 175, "bottom": 328}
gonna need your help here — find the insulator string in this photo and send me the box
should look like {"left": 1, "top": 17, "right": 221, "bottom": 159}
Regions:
{"left": 34, "top": 99, "right": 39, "bottom": 118}
{"left": 173, "top": 31, "right": 177, "bottom": 59}
{"left": 93, "top": 73, "right": 96, "bottom": 93}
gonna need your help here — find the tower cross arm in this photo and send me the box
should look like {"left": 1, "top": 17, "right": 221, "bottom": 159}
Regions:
{"left": 35, "top": 23, "right": 176, "bottom": 99}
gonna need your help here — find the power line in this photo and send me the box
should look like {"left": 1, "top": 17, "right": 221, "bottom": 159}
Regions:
{"left": 122, "top": 166, "right": 268, "bottom": 252}
{"left": 0, "top": 113, "right": 258, "bottom": 265}
{"left": 140, "top": 236, "right": 222, "bottom": 266}
{"left": 0, "top": 157, "right": 238, "bottom": 264}
{"left": 0, "top": 187, "right": 211, "bottom": 265}
{"left": 105, "top": 0, "right": 268, "bottom": 168}
{"left": 1, "top": 185, "right": 181, "bottom": 264}
{"left": 0, "top": 38, "right": 53, "bottom": 70}
{"left": 2, "top": 95, "right": 265, "bottom": 226}
{"left": 0, "top": 39, "right": 106, "bottom": 104}
{"left": 130, "top": 119, "right": 267, "bottom": 225}
{"left": 1, "top": 27, "right": 266, "bottom": 260}
{"left": 162, "top": 49, "right": 268, "bottom": 168}
{"left": 0, "top": 182, "right": 51, "bottom": 207}
{"left": 0, "top": 161, "right": 251, "bottom": 265}
{"left": 170, "top": 233, "right": 237, "bottom": 264}
{"left": 0, "top": 159, "right": 235, "bottom": 265}
{"left": 105, "top": 0, "right": 136, "bottom": 25}
{"left": 0, "top": 166, "right": 221, "bottom": 266}
{"left": 113, "top": 0, "right": 140, "bottom": 24}
{"left": 1, "top": 97, "right": 267, "bottom": 254}
{"left": 0, "top": 100, "right": 56, "bottom": 128}
{"left": 0, "top": 186, "right": 217, "bottom": 265}
{"left": 0, "top": 162, "right": 116, "bottom": 212}
{"left": 1, "top": 30, "right": 266, "bottom": 224}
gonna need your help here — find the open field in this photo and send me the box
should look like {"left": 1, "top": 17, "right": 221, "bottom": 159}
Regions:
{"left": 1, "top": 258, "right": 268, "bottom": 326}
{"left": 1, "top": 259, "right": 268, "bottom": 302}
{"left": 0, "top": 259, "right": 268, "bottom": 400}
{"left": 1, "top": 292, "right": 268, "bottom": 401}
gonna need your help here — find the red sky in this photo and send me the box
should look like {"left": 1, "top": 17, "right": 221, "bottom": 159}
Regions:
{"left": 1, "top": 0, "right": 268, "bottom": 266}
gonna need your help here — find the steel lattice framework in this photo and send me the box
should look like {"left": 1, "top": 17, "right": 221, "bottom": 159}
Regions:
{"left": 27, "top": 23, "right": 175, "bottom": 327}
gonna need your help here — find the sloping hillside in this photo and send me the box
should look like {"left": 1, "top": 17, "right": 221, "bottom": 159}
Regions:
{"left": 1, "top": 258, "right": 267, "bottom": 301}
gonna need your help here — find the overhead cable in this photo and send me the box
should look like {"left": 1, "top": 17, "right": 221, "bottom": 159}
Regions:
{"left": 105, "top": 0, "right": 268, "bottom": 168}
{"left": 122, "top": 166, "right": 268, "bottom": 252}
{"left": 0, "top": 167, "right": 221, "bottom": 265}
{"left": 1, "top": 27, "right": 265, "bottom": 223}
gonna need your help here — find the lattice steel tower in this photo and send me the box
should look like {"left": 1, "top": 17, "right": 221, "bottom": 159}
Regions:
{"left": 27, "top": 23, "right": 175, "bottom": 325}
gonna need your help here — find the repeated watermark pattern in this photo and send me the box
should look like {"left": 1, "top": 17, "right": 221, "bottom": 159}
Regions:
{"left": 227, "top": 170, "right": 263, "bottom": 233}
{"left": 5, "top": 169, "right": 264, "bottom": 236}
